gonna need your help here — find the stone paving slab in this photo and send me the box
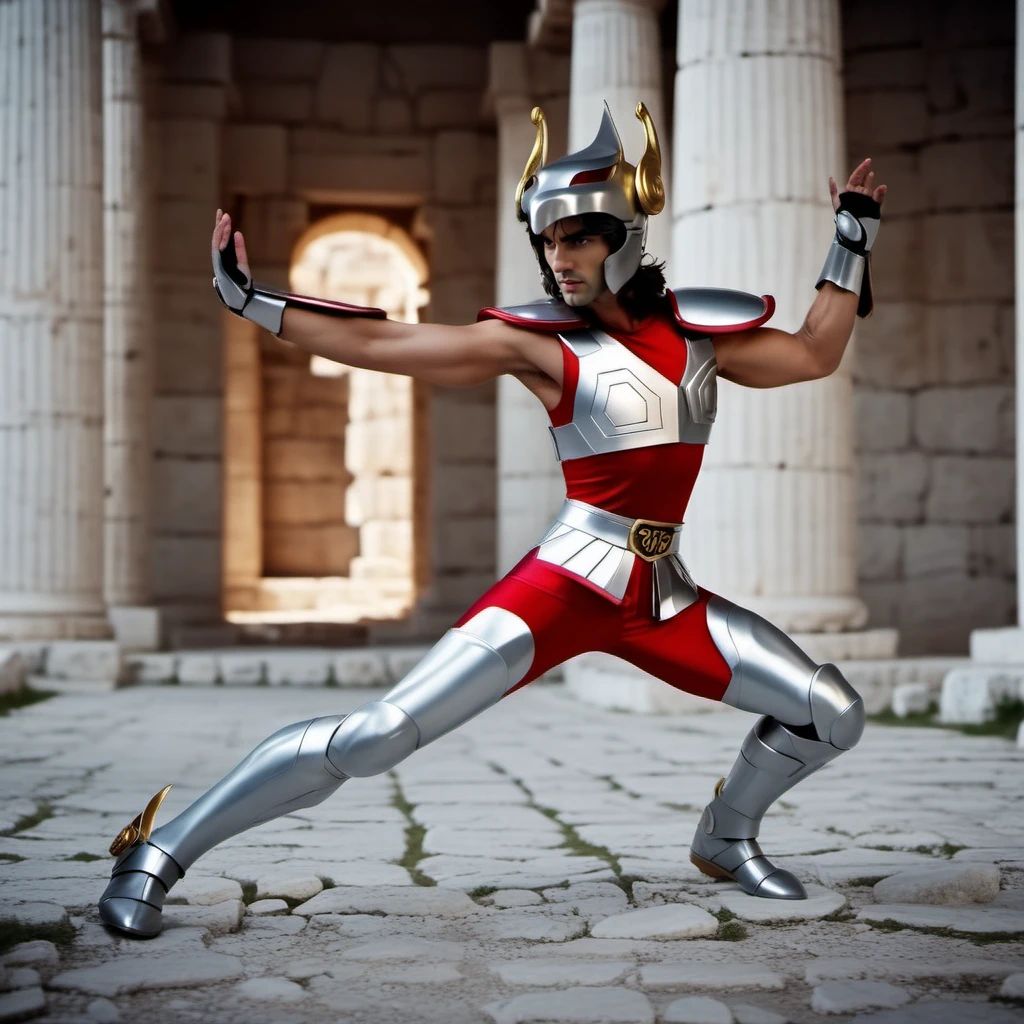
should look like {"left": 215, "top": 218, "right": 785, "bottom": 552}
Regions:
{"left": 2, "top": 684, "right": 1024, "bottom": 1024}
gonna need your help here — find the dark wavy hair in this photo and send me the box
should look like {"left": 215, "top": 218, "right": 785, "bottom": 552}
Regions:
{"left": 528, "top": 212, "right": 668, "bottom": 322}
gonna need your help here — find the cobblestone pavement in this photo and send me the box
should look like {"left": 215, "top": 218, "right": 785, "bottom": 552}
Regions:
{"left": 2, "top": 683, "right": 1024, "bottom": 1024}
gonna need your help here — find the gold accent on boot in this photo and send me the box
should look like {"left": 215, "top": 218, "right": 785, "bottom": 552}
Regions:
{"left": 109, "top": 785, "right": 173, "bottom": 857}
{"left": 713, "top": 776, "right": 725, "bottom": 798}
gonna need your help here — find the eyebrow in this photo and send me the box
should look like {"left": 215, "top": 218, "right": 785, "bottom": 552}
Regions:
{"left": 542, "top": 230, "right": 593, "bottom": 243}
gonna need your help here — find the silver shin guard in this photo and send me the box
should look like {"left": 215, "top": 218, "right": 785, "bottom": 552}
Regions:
{"left": 99, "top": 715, "right": 346, "bottom": 937}
{"left": 694, "top": 598, "right": 866, "bottom": 898}
{"left": 149, "top": 716, "right": 348, "bottom": 871}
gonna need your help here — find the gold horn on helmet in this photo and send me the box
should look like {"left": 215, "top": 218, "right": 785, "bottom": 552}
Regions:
{"left": 634, "top": 101, "right": 665, "bottom": 216}
{"left": 515, "top": 106, "right": 548, "bottom": 223}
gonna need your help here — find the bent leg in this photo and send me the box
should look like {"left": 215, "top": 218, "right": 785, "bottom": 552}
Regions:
{"left": 99, "top": 571, "right": 584, "bottom": 937}
{"left": 690, "top": 595, "right": 865, "bottom": 898}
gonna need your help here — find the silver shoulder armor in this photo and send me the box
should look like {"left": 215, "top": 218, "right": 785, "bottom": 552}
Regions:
{"left": 668, "top": 287, "right": 775, "bottom": 335}
{"left": 477, "top": 299, "right": 588, "bottom": 332}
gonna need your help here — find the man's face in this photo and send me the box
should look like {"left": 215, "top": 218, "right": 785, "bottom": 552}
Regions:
{"left": 540, "top": 217, "right": 610, "bottom": 307}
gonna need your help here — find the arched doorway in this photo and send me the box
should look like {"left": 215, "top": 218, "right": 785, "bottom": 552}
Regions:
{"left": 222, "top": 213, "right": 430, "bottom": 626}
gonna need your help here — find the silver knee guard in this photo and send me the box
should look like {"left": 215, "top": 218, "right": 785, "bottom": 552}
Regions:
{"left": 327, "top": 606, "right": 535, "bottom": 777}
{"left": 707, "top": 596, "right": 865, "bottom": 747}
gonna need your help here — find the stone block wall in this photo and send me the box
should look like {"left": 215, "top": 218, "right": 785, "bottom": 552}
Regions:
{"left": 261, "top": 352, "right": 356, "bottom": 577}
{"left": 843, "top": 0, "right": 1015, "bottom": 654}
{"left": 147, "top": 33, "right": 499, "bottom": 638}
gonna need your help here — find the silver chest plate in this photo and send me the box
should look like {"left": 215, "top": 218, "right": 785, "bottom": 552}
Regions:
{"left": 549, "top": 328, "right": 717, "bottom": 461}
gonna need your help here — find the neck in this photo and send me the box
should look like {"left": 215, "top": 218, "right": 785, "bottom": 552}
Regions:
{"left": 586, "top": 289, "right": 646, "bottom": 333}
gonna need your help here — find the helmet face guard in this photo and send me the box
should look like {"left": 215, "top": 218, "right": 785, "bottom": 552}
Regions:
{"left": 517, "top": 102, "right": 665, "bottom": 295}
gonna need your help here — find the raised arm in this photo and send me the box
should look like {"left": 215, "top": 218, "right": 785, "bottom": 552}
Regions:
{"left": 211, "top": 212, "right": 538, "bottom": 389}
{"left": 714, "top": 159, "right": 887, "bottom": 388}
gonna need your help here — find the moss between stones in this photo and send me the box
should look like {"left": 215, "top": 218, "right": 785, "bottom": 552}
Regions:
{"left": 868, "top": 697, "right": 1024, "bottom": 741}
{"left": 0, "top": 918, "right": 75, "bottom": 956}
{"left": 866, "top": 917, "right": 1024, "bottom": 947}
{"left": 388, "top": 774, "right": 436, "bottom": 887}
{"left": 240, "top": 882, "right": 258, "bottom": 906}
{"left": 0, "top": 687, "right": 57, "bottom": 718}
{"left": 4, "top": 801, "right": 55, "bottom": 837}
{"left": 0, "top": 853, "right": 25, "bottom": 863}
{"left": 65, "top": 851, "right": 103, "bottom": 862}
{"left": 709, "top": 908, "right": 748, "bottom": 941}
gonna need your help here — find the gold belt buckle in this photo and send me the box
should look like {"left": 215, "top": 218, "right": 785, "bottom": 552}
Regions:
{"left": 627, "top": 519, "right": 679, "bottom": 562}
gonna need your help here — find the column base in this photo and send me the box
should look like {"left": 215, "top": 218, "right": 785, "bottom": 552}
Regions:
{"left": 0, "top": 613, "right": 111, "bottom": 642}
{"left": 108, "top": 606, "right": 162, "bottom": 652}
{"left": 733, "top": 595, "right": 870, "bottom": 634}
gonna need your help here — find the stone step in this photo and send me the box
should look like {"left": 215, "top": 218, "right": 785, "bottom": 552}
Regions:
{"left": 125, "top": 645, "right": 432, "bottom": 687}
{"left": 566, "top": 651, "right": 968, "bottom": 715}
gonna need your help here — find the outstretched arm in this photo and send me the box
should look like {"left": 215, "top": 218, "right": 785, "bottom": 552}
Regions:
{"left": 714, "top": 159, "right": 887, "bottom": 388}
{"left": 212, "top": 212, "right": 537, "bottom": 389}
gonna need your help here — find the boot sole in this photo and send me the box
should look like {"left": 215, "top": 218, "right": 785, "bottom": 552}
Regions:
{"left": 689, "top": 851, "right": 734, "bottom": 880}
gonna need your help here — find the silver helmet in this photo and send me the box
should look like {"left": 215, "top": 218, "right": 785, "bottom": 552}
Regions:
{"left": 517, "top": 101, "right": 665, "bottom": 294}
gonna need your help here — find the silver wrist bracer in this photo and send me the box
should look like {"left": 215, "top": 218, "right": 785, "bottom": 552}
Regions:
{"left": 815, "top": 206, "right": 879, "bottom": 318}
{"left": 212, "top": 232, "right": 386, "bottom": 335}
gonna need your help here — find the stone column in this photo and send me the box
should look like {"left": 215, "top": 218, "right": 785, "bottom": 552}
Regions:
{"left": 0, "top": 0, "right": 109, "bottom": 640}
{"left": 955, "top": 0, "right": 1024, "bottom": 697}
{"left": 102, "top": 0, "right": 159, "bottom": 649}
{"left": 672, "top": 0, "right": 876, "bottom": 639}
{"left": 570, "top": 0, "right": 671, "bottom": 269}
{"left": 490, "top": 43, "right": 569, "bottom": 574}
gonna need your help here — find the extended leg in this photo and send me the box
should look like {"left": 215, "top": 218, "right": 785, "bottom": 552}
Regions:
{"left": 690, "top": 596, "right": 865, "bottom": 899}
{"left": 99, "top": 606, "right": 536, "bottom": 937}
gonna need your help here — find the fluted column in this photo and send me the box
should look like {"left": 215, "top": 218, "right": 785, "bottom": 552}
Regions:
{"left": 672, "top": 0, "right": 867, "bottom": 632}
{"left": 0, "top": 0, "right": 108, "bottom": 639}
{"left": 490, "top": 43, "right": 569, "bottom": 573}
{"left": 102, "top": 0, "right": 155, "bottom": 621}
{"left": 964, "top": 0, "right": 1024, "bottom": 666}
{"left": 570, "top": 0, "right": 671, "bottom": 267}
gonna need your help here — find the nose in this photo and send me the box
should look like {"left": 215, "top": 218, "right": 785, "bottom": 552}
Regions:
{"left": 550, "top": 244, "right": 573, "bottom": 274}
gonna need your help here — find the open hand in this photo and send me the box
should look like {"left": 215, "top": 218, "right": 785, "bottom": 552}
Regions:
{"left": 212, "top": 209, "right": 251, "bottom": 282}
{"left": 828, "top": 158, "right": 886, "bottom": 212}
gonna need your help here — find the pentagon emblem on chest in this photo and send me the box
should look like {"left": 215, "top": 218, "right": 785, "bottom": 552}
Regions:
{"left": 595, "top": 368, "right": 664, "bottom": 435}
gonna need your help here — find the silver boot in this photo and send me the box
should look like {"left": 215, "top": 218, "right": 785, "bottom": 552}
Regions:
{"left": 697, "top": 595, "right": 867, "bottom": 899}
{"left": 690, "top": 667, "right": 865, "bottom": 898}
{"left": 99, "top": 716, "right": 347, "bottom": 937}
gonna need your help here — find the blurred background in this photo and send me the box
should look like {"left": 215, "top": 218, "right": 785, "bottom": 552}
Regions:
{"left": 0, "top": 0, "right": 1016, "bottom": 701}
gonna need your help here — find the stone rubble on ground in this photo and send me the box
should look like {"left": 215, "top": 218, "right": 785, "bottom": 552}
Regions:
{"left": 662, "top": 994, "right": 735, "bottom": 1024}
{"left": 2, "top": 684, "right": 1023, "bottom": 1024}
{"left": 810, "top": 979, "right": 912, "bottom": 1014}
{"left": 590, "top": 904, "right": 719, "bottom": 940}
{"left": 871, "top": 862, "right": 1001, "bottom": 904}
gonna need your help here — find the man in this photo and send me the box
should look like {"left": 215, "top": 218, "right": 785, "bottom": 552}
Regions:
{"left": 99, "top": 102, "right": 885, "bottom": 937}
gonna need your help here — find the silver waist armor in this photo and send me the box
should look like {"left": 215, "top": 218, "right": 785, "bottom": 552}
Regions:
{"left": 535, "top": 499, "right": 699, "bottom": 620}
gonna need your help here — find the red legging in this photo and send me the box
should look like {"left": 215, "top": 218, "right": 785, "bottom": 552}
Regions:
{"left": 454, "top": 550, "right": 733, "bottom": 700}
